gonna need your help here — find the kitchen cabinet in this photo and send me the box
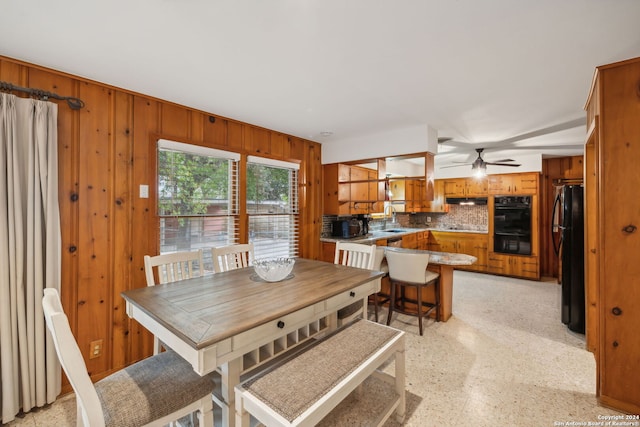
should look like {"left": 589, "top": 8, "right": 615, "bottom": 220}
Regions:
{"left": 488, "top": 172, "right": 538, "bottom": 195}
{"left": 487, "top": 253, "right": 539, "bottom": 279}
{"left": 416, "top": 230, "right": 429, "bottom": 250}
{"left": 423, "top": 179, "right": 449, "bottom": 213}
{"left": 583, "top": 56, "right": 640, "bottom": 414}
{"left": 400, "top": 232, "right": 418, "bottom": 249}
{"left": 444, "top": 177, "right": 488, "bottom": 198}
{"left": 429, "top": 231, "right": 488, "bottom": 273}
{"left": 323, "top": 163, "right": 384, "bottom": 215}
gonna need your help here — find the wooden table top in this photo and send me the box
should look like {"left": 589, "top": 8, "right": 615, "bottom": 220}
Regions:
{"left": 121, "top": 258, "right": 383, "bottom": 350}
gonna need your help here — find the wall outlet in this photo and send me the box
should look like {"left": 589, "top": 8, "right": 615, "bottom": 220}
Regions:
{"left": 139, "top": 184, "right": 149, "bottom": 199}
{"left": 426, "top": 216, "right": 432, "bottom": 223}
{"left": 89, "top": 339, "right": 103, "bottom": 359}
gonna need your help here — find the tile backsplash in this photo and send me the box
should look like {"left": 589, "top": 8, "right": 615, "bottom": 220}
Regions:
{"left": 321, "top": 204, "right": 488, "bottom": 236}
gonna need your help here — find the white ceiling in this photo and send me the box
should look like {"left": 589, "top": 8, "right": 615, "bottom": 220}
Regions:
{"left": 3, "top": 0, "right": 640, "bottom": 170}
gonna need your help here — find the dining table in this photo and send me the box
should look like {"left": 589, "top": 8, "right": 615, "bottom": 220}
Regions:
{"left": 121, "top": 257, "right": 384, "bottom": 427}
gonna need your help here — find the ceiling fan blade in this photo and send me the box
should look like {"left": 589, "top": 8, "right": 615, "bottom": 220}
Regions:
{"left": 440, "top": 163, "right": 471, "bottom": 169}
{"left": 486, "top": 162, "right": 521, "bottom": 167}
{"left": 491, "top": 158, "right": 516, "bottom": 163}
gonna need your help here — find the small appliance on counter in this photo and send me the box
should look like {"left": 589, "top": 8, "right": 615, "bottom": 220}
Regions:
{"left": 331, "top": 218, "right": 363, "bottom": 238}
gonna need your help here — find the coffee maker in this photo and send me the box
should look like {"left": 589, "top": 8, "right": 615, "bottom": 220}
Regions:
{"left": 356, "top": 214, "right": 370, "bottom": 235}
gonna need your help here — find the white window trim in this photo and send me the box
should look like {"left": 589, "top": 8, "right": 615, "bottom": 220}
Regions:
{"left": 247, "top": 155, "right": 300, "bottom": 170}
{"left": 159, "top": 139, "right": 241, "bottom": 161}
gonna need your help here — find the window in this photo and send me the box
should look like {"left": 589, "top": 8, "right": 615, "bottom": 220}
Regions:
{"left": 246, "top": 156, "right": 299, "bottom": 259}
{"left": 157, "top": 139, "right": 239, "bottom": 269}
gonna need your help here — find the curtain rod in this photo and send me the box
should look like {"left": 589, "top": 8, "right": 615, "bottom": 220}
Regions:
{"left": 0, "top": 80, "right": 85, "bottom": 110}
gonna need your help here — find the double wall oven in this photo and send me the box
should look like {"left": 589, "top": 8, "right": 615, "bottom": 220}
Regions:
{"left": 493, "top": 196, "right": 532, "bottom": 255}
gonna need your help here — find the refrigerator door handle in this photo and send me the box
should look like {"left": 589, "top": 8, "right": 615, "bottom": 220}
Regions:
{"left": 551, "top": 193, "right": 563, "bottom": 255}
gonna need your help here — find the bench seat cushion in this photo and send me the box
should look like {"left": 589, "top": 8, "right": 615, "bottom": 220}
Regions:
{"left": 239, "top": 319, "right": 401, "bottom": 423}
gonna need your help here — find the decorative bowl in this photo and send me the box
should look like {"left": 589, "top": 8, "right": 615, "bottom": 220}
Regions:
{"left": 253, "top": 257, "right": 295, "bottom": 282}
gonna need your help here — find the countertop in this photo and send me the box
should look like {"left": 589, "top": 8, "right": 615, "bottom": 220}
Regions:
{"left": 321, "top": 227, "right": 488, "bottom": 244}
{"left": 383, "top": 247, "right": 477, "bottom": 266}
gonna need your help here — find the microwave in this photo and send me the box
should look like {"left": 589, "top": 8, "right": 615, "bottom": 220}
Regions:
{"left": 331, "top": 220, "right": 362, "bottom": 238}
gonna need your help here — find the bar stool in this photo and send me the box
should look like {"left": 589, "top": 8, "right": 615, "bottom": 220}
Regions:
{"left": 385, "top": 249, "right": 440, "bottom": 336}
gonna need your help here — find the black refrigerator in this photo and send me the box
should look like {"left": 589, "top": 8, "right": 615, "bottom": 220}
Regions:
{"left": 552, "top": 184, "right": 585, "bottom": 334}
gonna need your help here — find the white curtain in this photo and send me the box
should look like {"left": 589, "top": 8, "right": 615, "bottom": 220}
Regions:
{"left": 0, "top": 93, "right": 61, "bottom": 423}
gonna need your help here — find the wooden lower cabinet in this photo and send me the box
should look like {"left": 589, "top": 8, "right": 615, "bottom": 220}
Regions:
{"left": 487, "top": 253, "right": 539, "bottom": 280}
{"left": 428, "top": 231, "right": 488, "bottom": 273}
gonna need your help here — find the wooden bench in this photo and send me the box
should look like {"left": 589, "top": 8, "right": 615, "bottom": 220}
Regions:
{"left": 234, "top": 319, "right": 406, "bottom": 427}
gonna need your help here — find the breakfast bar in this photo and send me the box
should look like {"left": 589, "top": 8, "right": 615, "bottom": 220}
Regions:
{"left": 381, "top": 247, "right": 476, "bottom": 322}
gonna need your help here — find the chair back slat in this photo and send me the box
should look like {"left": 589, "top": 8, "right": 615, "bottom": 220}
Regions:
{"left": 212, "top": 243, "right": 254, "bottom": 273}
{"left": 334, "top": 242, "right": 377, "bottom": 270}
{"left": 144, "top": 249, "right": 204, "bottom": 287}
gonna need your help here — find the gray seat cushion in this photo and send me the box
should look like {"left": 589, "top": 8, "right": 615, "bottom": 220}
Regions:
{"left": 95, "top": 349, "right": 216, "bottom": 427}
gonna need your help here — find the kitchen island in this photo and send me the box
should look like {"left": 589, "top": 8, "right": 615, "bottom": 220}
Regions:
{"left": 381, "top": 247, "right": 476, "bottom": 322}
{"left": 321, "top": 231, "right": 476, "bottom": 322}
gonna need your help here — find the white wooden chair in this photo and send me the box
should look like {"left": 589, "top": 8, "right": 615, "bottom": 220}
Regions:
{"left": 334, "top": 242, "right": 378, "bottom": 325}
{"left": 143, "top": 249, "right": 204, "bottom": 286}
{"left": 143, "top": 249, "right": 204, "bottom": 354}
{"left": 42, "top": 288, "right": 215, "bottom": 427}
{"left": 212, "top": 243, "right": 254, "bottom": 273}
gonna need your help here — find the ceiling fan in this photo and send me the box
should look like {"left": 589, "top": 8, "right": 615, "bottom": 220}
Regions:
{"left": 441, "top": 148, "right": 521, "bottom": 174}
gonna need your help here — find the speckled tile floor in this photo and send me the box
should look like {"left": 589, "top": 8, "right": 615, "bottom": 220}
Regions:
{"left": 5, "top": 271, "right": 623, "bottom": 427}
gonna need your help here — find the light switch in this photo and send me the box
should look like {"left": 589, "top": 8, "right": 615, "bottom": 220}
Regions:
{"left": 139, "top": 185, "right": 149, "bottom": 198}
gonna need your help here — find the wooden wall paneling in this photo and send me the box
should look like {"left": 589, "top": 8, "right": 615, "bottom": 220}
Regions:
{"left": 129, "top": 96, "right": 161, "bottom": 362}
{"left": 202, "top": 114, "right": 228, "bottom": 148}
{"left": 110, "top": 90, "right": 134, "bottom": 370}
{"left": 308, "top": 142, "right": 323, "bottom": 259}
{"left": 227, "top": 121, "right": 243, "bottom": 150}
{"left": 270, "top": 132, "right": 286, "bottom": 159}
{"left": 189, "top": 110, "right": 204, "bottom": 143}
{"left": 159, "top": 103, "right": 190, "bottom": 140}
{"left": 584, "top": 124, "right": 599, "bottom": 355}
{"left": 76, "top": 82, "right": 114, "bottom": 377}
{"left": 0, "top": 55, "right": 324, "bottom": 385}
{"left": 0, "top": 58, "right": 27, "bottom": 84}
{"left": 599, "top": 61, "right": 640, "bottom": 410}
{"left": 244, "top": 126, "right": 270, "bottom": 155}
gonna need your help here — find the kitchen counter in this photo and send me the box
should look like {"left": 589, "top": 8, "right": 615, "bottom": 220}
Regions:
{"left": 384, "top": 247, "right": 476, "bottom": 266}
{"left": 320, "top": 227, "right": 488, "bottom": 245}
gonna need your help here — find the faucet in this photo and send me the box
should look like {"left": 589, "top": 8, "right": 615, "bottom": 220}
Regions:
{"left": 383, "top": 204, "right": 397, "bottom": 228}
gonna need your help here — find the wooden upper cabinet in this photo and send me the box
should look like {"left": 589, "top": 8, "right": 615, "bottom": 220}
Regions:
{"left": 488, "top": 172, "right": 538, "bottom": 195}
{"left": 444, "top": 178, "right": 466, "bottom": 197}
{"left": 424, "top": 179, "right": 449, "bottom": 213}
{"left": 444, "top": 177, "right": 487, "bottom": 197}
{"left": 466, "top": 177, "right": 488, "bottom": 196}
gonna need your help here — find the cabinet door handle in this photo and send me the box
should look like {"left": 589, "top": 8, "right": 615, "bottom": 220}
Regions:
{"left": 277, "top": 320, "right": 285, "bottom": 329}
{"left": 611, "top": 307, "right": 623, "bottom": 316}
{"left": 349, "top": 291, "right": 356, "bottom": 297}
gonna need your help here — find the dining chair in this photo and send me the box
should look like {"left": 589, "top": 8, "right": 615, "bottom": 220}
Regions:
{"left": 42, "top": 288, "right": 215, "bottom": 427}
{"left": 212, "top": 243, "right": 254, "bottom": 273}
{"left": 385, "top": 248, "right": 440, "bottom": 336}
{"left": 144, "top": 249, "right": 204, "bottom": 354}
{"left": 333, "top": 241, "right": 377, "bottom": 326}
{"left": 143, "top": 249, "right": 204, "bottom": 287}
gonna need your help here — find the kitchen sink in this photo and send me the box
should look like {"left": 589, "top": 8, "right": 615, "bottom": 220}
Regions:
{"left": 381, "top": 229, "right": 404, "bottom": 233}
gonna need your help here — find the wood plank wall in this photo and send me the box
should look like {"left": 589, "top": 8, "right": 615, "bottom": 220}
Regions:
{"left": 0, "top": 55, "right": 323, "bottom": 388}
{"left": 540, "top": 156, "right": 584, "bottom": 278}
